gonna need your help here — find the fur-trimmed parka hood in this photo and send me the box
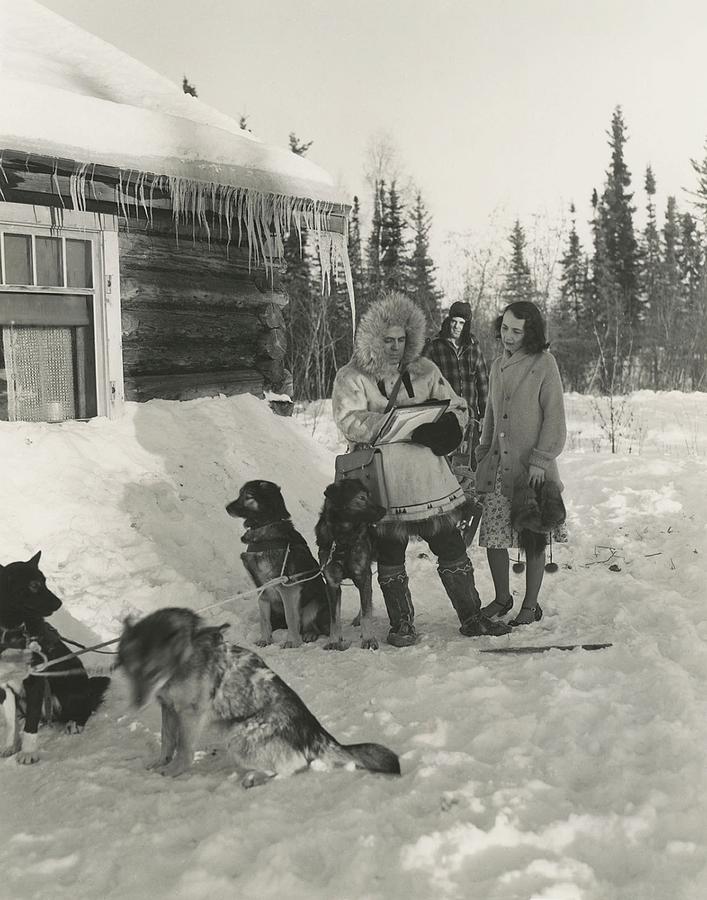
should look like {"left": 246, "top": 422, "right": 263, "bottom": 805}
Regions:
{"left": 351, "top": 292, "right": 428, "bottom": 378}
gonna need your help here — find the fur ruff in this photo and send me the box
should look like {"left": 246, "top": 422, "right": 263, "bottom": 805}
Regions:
{"left": 375, "top": 509, "right": 465, "bottom": 544}
{"left": 352, "top": 292, "right": 428, "bottom": 378}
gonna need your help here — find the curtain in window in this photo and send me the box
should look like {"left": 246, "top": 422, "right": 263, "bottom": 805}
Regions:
{"left": 3, "top": 325, "right": 76, "bottom": 422}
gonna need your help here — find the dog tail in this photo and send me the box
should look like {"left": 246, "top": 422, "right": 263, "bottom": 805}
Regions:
{"left": 335, "top": 740, "right": 401, "bottom": 775}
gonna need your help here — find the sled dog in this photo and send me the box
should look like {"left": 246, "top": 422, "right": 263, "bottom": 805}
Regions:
{"left": 117, "top": 607, "right": 400, "bottom": 784}
{"left": 226, "top": 480, "right": 330, "bottom": 647}
{"left": 315, "top": 479, "right": 386, "bottom": 650}
{"left": 0, "top": 551, "right": 111, "bottom": 763}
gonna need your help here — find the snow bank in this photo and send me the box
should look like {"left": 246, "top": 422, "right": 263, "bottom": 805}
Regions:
{"left": 1, "top": 392, "right": 706, "bottom": 900}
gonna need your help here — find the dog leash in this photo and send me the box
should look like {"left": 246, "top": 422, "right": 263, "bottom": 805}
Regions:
{"left": 29, "top": 555, "right": 329, "bottom": 674}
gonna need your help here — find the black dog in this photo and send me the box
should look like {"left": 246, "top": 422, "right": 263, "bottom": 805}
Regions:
{"left": 226, "top": 481, "right": 331, "bottom": 648}
{"left": 315, "top": 479, "right": 387, "bottom": 651}
{"left": 0, "top": 551, "right": 110, "bottom": 764}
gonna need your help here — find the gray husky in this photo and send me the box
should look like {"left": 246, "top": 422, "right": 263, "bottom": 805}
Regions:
{"left": 117, "top": 608, "right": 401, "bottom": 785}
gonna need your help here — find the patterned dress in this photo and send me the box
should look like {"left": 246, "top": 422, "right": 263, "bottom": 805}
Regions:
{"left": 478, "top": 468, "right": 569, "bottom": 550}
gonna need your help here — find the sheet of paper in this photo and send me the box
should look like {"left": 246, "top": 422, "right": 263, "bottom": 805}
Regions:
{"left": 375, "top": 400, "right": 449, "bottom": 445}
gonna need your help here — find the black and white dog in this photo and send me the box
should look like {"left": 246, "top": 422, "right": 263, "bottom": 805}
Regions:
{"left": 0, "top": 551, "right": 110, "bottom": 763}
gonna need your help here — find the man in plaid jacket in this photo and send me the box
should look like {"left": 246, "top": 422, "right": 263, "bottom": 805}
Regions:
{"left": 422, "top": 301, "right": 489, "bottom": 469}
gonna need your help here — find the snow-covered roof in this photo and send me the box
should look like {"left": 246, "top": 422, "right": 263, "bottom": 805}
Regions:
{"left": 0, "top": 0, "right": 346, "bottom": 208}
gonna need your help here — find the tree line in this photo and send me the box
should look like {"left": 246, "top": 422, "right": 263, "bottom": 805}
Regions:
{"left": 460, "top": 106, "right": 707, "bottom": 394}
{"left": 285, "top": 145, "right": 444, "bottom": 400}
{"left": 182, "top": 80, "right": 707, "bottom": 397}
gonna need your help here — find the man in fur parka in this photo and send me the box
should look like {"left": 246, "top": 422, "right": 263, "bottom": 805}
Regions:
{"left": 332, "top": 292, "right": 511, "bottom": 646}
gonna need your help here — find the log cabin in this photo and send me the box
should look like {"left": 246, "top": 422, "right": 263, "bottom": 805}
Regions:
{"left": 0, "top": 0, "right": 353, "bottom": 422}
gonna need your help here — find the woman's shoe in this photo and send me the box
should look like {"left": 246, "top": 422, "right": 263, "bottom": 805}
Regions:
{"left": 509, "top": 604, "right": 543, "bottom": 626}
{"left": 480, "top": 596, "right": 513, "bottom": 619}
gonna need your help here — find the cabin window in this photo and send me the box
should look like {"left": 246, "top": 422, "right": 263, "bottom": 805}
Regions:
{"left": 0, "top": 229, "right": 99, "bottom": 422}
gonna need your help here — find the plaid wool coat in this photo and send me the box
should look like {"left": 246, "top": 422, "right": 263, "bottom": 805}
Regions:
{"left": 422, "top": 335, "right": 489, "bottom": 423}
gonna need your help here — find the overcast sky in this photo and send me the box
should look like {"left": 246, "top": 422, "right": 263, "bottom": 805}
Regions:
{"left": 41, "top": 0, "right": 707, "bottom": 261}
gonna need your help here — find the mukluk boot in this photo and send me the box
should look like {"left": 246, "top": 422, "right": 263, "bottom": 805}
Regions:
{"left": 437, "top": 556, "right": 512, "bottom": 637}
{"left": 377, "top": 564, "right": 418, "bottom": 647}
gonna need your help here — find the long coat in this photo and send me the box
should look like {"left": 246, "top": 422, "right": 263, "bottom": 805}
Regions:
{"left": 332, "top": 292, "right": 468, "bottom": 530}
{"left": 475, "top": 349, "right": 566, "bottom": 499}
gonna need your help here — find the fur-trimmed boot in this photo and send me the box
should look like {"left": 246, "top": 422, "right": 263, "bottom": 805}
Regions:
{"left": 437, "top": 556, "right": 512, "bottom": 637}
{"left": 377, "top": 565, "right": 417, "bottom": 647}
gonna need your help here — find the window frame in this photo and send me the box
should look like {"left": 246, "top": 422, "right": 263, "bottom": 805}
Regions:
{"left": 0, "top": 203, "right": 124, "bottom": 419}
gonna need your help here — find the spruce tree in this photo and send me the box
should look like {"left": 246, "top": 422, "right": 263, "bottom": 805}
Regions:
{"left": 588, "top": 186, "right": 623, "bottom": 391}
{"left": 600, "top": 106, "right": 641, "bottom": 331}
{"left": 182, "top": 76, "right": 198, "bottom": 97}
{"left": 407, "top": 191, "right": 443, "bottom": 331}
{"left": 554, "top": 204, "right": 590, "bottom": 389}
{"left": 641, "top": 166, "right": 661, "bottom": 303}
{"left": 641, "top": 167, "right": 662, "bottom": 387}
{"left": 503, "top": 220, "right": 535, "bottom": 302}
{"left": 380, "top": 180, "right": 408, "bottom": 293}
{"left": 283, "top": 134, "right": 317, "bottom": 398}
{"left": 365, "top": 179, "right": 385, "bottom": 301}
{"left": 348, "top": 195, "right": 364, "bottom": 303}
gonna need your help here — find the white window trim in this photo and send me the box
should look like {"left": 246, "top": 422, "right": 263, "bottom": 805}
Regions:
{"left": 0, "top": 202, "right": 124, "bottom": 418}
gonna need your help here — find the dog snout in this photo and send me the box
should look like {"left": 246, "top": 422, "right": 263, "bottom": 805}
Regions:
{"left": 226, "top": 499, "right": 244, "bottom": 518}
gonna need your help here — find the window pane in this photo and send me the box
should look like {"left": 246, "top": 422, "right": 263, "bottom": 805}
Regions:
{"left": 3, "top": 234, "right": 33, "bottom": 284}
{"left": 36, "top": 236, "right": 64, "bottom": 287}
{"left": 1, "top": 312, "right": 96, "bottom": 422}
{"left": 66, "top": 239, "right": 93, "bottom": 289}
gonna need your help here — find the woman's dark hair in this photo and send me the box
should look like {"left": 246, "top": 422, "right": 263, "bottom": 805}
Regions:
{"left": 440, "top": 316, "right": 471, "bottom": 345}
{"left": 493, "top": 301, "right": 549, "bottom": 353}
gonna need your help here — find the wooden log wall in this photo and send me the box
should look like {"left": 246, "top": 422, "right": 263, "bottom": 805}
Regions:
{"left": 0, "top": 160, "right": 293, "bottom": 404}
{"left": 118, "top": 218, "right": 289, "bottom": 402}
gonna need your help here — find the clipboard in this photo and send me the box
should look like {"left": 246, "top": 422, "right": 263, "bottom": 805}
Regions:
{"left": 374, "top": 399, "right": 449, "bottom": 445}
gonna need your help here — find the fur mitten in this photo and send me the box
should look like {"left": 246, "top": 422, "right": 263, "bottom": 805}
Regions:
{"left": 539, "top": 480, "right": 566, "bottom": 529}
{"left": 511, "top": 477, "right": 566, "bottom": 556}
{"left": 411, "top": 413, "right": 463, "bottom": 456}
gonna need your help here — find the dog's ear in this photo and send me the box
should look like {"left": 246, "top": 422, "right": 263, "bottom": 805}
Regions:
{"left": 122, "top": 614, "right": 136, "bottom": 632}
{"left": 262, "top": 481, "right": 289, "bottom": 518}
{"left": 217, "top": 622, "right": 230, "bottom": 633}
{"left": 324, "top": 482, "right": 339, "bottom": 498}
{"left": 28, "top": 550, "right": 42, "bottom": 567}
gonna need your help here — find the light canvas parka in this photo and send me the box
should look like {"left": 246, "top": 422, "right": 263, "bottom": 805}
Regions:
{"left": 332, "top": 293, "right": 468, "bottom": 528}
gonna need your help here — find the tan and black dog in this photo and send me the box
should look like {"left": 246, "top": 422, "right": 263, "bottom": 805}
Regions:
{"left": 117, "top": 607, "right": 400, "bottom": 783}
{"left": 315, "top": 479, "right": 387, "bottom": 651}
{"left": 226, "top": 481, "right": 330, "bottom": 648}
{"left": 0, "top": 552, "right": 110, "bottom": 763}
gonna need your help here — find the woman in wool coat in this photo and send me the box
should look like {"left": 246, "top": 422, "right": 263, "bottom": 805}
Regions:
{"left": 475, "top": 300, "right": 567, "bottom": 626}
{"left": 332, "top": 291, "right": 511, "bottom": 647}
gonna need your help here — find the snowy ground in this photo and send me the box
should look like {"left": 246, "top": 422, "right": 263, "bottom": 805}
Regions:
{"left": 1, "top": 391, "right": 706, "bottom": 900}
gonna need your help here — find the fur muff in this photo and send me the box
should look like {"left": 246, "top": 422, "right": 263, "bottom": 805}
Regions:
{"left": 352, "top": 291, "right": 428, "bottom": 378}
{"left": 511, "top": 479, "right": 566, "bottom": 555}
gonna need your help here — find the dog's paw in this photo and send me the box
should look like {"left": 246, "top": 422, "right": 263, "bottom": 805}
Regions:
{"left": 281, "top": 639, "right": 302, "bottom": 649}
{"left": 65, "top": 722, "right": 84, "bottom": 735}
{"left": 302, "top": 631, "right": 320, "bottom": 643}
{"left": 241, "top": 769, "right": 274, "bottom": 789}
{"left": 323, "top": 639, "right": 351, "bottom": 652}
{"left": 360, "top": 637, "right": 379, "bottom": 651}
{"left": 254, "top": 639, "right": 271, "bottom": 648}
{"left": 1, "top": 746, "right": 19, "bottom": 759}
{"left": 159, "top": 759, "right": 190, "bottom": 777}
{"left": 146, "top": 756, "right": 172, "bottom": 771}
{"left": 15, "top": 750, "right": 40, "bottom": 765}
